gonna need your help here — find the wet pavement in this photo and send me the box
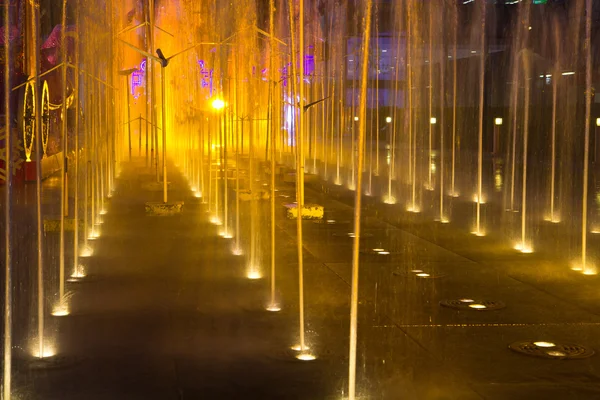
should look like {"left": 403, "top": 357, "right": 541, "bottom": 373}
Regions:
{"left": 2, "top": 154, "right": 600, "bottom": 399}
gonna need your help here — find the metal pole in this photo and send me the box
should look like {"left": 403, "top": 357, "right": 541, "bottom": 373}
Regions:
{"left": 161, "top": 67, "right": 168, "bottom": 203}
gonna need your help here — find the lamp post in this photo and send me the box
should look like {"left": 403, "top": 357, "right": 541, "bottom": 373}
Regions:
{"left": 157, "top": 49, "right": 169, "bottom": 203}
{"left": 493, "top": 117, "right": 503, "bottom": 155}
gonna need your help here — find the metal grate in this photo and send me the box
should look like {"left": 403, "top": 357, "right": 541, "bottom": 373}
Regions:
{"left": 509, "top": 341, "right": 594, "bottom": 359}
{"left": 440, "top": 299, "right": 505, "bottom": 311}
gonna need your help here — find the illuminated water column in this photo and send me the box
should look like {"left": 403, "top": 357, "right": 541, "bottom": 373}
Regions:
{"left": 3, "top": 0, "right": 13, "bottom": 395}
{"left": 449, "top": 2, "right": 459, "bottom": 198}
{"left": 580, "top": 0, "right": 594, "bottom": 274}
{"left": 55, "top": 0, "right": 70, "bottom": 317}
{"left": 473, "top": 1, "right": 486, "bottom": 237}
{"left": 348, "top": 3, "right": 373, "bottom": 397}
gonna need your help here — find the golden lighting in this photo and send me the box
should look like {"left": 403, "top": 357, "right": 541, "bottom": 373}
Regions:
{"left": 51, "top": 302, "right": 70, "bottom": 317}
{"left": 386, "top": 116, "right": 392, "bottom": 123}
{"left": 88, "top": 228, "right": 101, "bottom": 240}
{"left": 296, "top": 353, "right": 316, "bottom": 361}
{"left": 495, "top": 117, "right": 503, "bottom": 126}
{"left": 596, "top": 118, "right": 600, "bottom": 127}
{"left": 416, "top": 273, "right": 430, "bottom": 278}
{"left": 378, "top": 251, "right": 390, "bottom": 255}
{"left": 80, "top": 245, "right": 94, "bottom": 257}
{"left": 459, "top": 299, "right": 474, "bottom": 303}
{"left": 534, "top": 342, "right": 555, "bottom": 348}
{"left": 406, "top": 204, "right": 421, "bottom": 213}
{"left": 583, "top": 264, "right": 598, "bottom": 275}
{"left": 211, "top": 98, "right": 225, "bottom": 110}
{"left": 23, "top": 81, "right": 36, "bottom": 161}
{"left": 383, "top": 196, "right": 396, "bottom": 205}
{"left": 472, "top": 194, "right": 486, "bottom": 204}
{"left": 471, "top": 230, "right": 486, "bottom": 237}
{"left": 71, "top": 264, "right": 87, "bottom": 279}
{"left": 266, "top": 304, "right": 281, "bottom": 312}
{"left": 469, "top": 304, "right": 487, "bottom": 309}
{"left": 430, "top": 117, "right": 437, "bottom": 124}
{"left": 30, "top": 342, "right": 56, "bottom": 359}
{"left": 232, "top": 247, "right": 243, "bottom": 256}
{"left": 247, "top": 269, "right": 262, "bottom": 280}
{"left": 448, "top": 191, "right": 460, "bottom": 198}
{"left": 544, "top": 215, "right": 561, "bottom": 224}
{"left": 514, "top": 242, "right": 533, "bottom": 254}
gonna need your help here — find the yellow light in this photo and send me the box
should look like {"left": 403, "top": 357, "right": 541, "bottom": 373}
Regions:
{"left": 386, "top": 116, "right": 392, "bottom": 123}
{"left": 51, "top": 302, "right": 70, "bottom": 317}
{"left": 71, "top": 264, "right": 86, "bottom": 279}
{"left": 30, "top": 342, "right": 56, "bottom": 359}
{"left": 296, "top": 353, "right": 316, "bottom": 361}
{"left": 495, "top": 117, "right": 503, "bottom": 125}
{"left": 247, "top": 269, "right": 262, "bottom": 280}
{"left": 354, "top": 116, "right": 359, "bottom": 121}
{"left": 534, "top": 342, "right": 555, "bottom": 348}
{"left": 430, "top": 117, "right": 437, "bottom": 124}
{"left": 596, "top": 118, "right": 600, "bottom": 127}
{"left": 469, "top": 304, "right": 487, "bottom": 309}
{"left": 211, "top": 98, "right": 225, "bottom": 110}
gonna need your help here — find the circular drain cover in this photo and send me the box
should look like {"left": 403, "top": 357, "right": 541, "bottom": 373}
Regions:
{"left": 312, "top": 219, "right": 351, "bottom": 225}
{"left": 392, "top": 271, "right": 447, "bottom": 279}
{"left": 440, "top": 299, "right": 505, "bottom": 311}
{"left": 509, "top": 341, "right": 594, "bottom": 359}
{"left": 332, "top": 232, "right": 374, "bottom": 238}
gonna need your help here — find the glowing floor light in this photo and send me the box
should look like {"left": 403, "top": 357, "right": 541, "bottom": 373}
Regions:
{"left": 80, "top": 245, "right": 94, "bottom": 257}
{"left": 266, "top": 304, "right": 281, "bottom": 312}
{"left": 51, "top": 302, "right": 70, "bottom": 317}
{"left": 383, "top": 195, "right": 396, "bottom": 205}
{"left": 70, "top": 264, "right": 87, "bottom": 279}
{"left": 247, "top": 268, "right": 262, "bottom": 280}
{"left": 30, "top": 342, "right": 56, "bottom": 359}
{"left": 514, "top": 242, "right": 533, "bottom": 254}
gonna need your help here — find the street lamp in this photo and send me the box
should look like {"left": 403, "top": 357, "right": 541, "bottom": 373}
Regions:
{"left": 493, "top": 117, "right": 503, "bottom": 155}
{"left": 211, "top": 98, "right": 225, "bottom": 110}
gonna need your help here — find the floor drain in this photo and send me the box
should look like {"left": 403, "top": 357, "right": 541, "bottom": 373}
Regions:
{"left": 392, "top": 270, "right": 446, "bottom": 279}
{"left": 332, "top": 232, "right": 374, "bottom": 238}
{"left": 509, "top": 341, "right": 594, "bottom": 359}
{"left": 440, "top": 299, "right": 505, "bottom": 311}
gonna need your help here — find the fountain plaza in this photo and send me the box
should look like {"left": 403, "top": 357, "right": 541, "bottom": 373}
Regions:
{"left": 2, "top": 0, "right": 600, "bottom": 399}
